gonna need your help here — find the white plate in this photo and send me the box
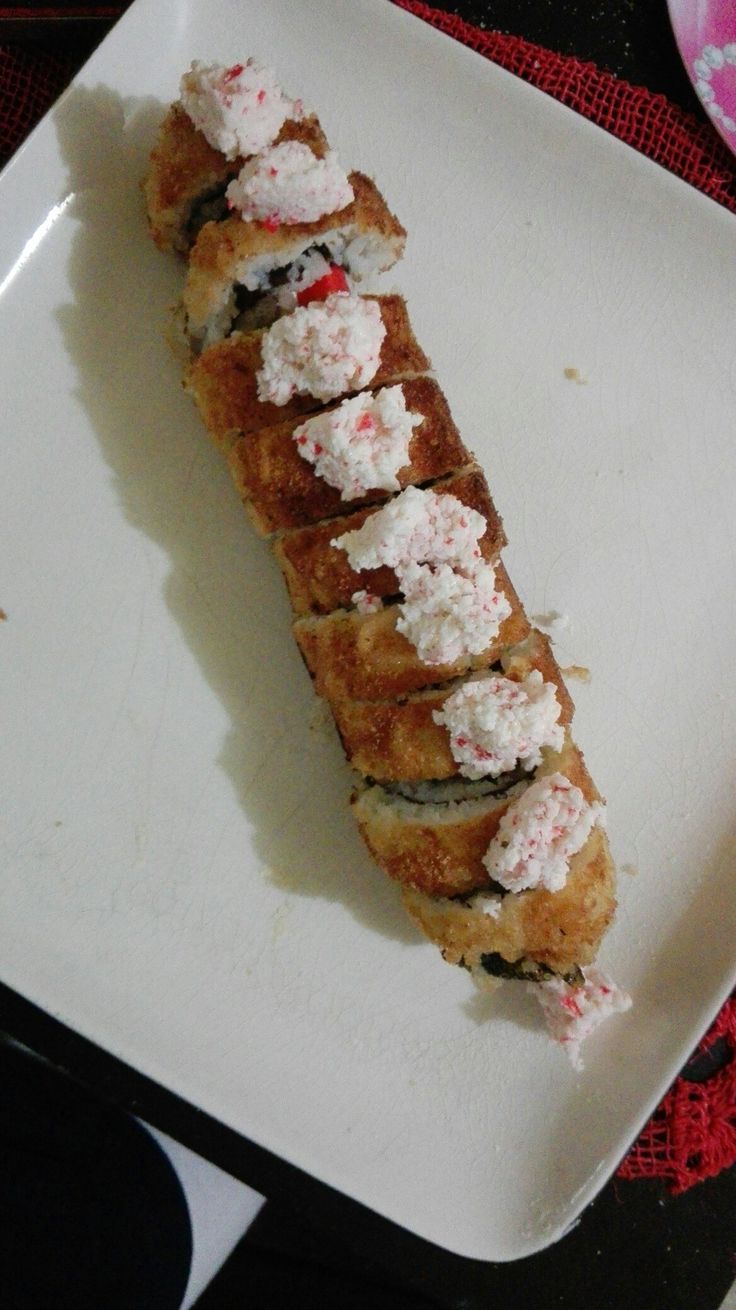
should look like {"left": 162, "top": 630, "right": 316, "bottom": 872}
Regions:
{"left": 1, "top": 0, "right": 735, "bottom": 1263}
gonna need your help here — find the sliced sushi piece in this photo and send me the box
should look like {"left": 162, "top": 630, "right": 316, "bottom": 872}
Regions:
{"left": 184, "top": 172, "right": 406, "bottom": 348}
{"left": 144, "top": 103, "right": 328, "bottom": 254}
{"left": 400, "top": 819, "right": 615, "bottom": 979}
{"left": 227, "top": 377, "right": 470, "bottom": 536}
{"left": 332, "top": 628, "right": 573, "bottom": 781}
{"left": 274, "top": 467, "right": 505, "bottom": 616}
{"left": 293, "top": 559, "right": 529, "bottom": 704}
{"left": 186, "top": 293, "right": 431, "bottom": 451}
{"left": 350, "top": 732, "right": 599, "bottom": 897}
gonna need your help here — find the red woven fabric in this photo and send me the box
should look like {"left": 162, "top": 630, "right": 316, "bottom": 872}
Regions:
{"left": 1, "top": 4, "right": 734, "bottom": 1192}
{"left": 0, "top": 44, "right": 75, "bottom": 162}
{"left": 394, "top": 0, "right": 736, "bottom": 214}
{"left": 618, "top": 998, "right": 736, "bottom": 1193}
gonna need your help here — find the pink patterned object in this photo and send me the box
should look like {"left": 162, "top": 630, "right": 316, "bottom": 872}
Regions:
{"left": 669, "top": 0, "right": 736, "bottom": 157}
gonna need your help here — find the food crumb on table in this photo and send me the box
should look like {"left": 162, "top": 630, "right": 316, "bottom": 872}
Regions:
{"left": 560, "top": 663, "right": 591, "bottom": 683}
{"left": 531, "top": 609, "right": 570, "bottom": 641}
{"left": 563, "top": 366, "right": 587, "bottom": 384}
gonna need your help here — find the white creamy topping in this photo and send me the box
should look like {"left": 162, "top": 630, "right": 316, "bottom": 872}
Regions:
{"left": 351, "top": 590, "right": 382, "bottom": 615}
{"left": 483, "top": 773, "right": 604, "bottom": 893}
{"left": 397, "top": 560, "right": 511, "bottom": 666}
{"left": 293, "top": 387, "right": 422, "bottom": 499}
{"left": 433, "top": 670, "right": 564, "bottom": 780}
{"left": 531, "top": 967, "right": 632, "bottom": 1071}
{"left": 333, "top": 486, "right": 510, "bottom": 666}
{"left": 256, "top": 294, "right": 385, "bottom": 405}
{"left": 334, "top": 485, "right": 486, "bottom": 572}
{"left": 470, "top": 892, "right": 503, "bottom": 918}
{"left": 180, "top": 60, "right": 302, "bottom": 160}
{"left": 226, "top": 141, "right": 354, "bottom": 224}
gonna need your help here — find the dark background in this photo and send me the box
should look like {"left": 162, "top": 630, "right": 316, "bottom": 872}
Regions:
{"left": 1, "top": 3, "right": 733, "bottom": 1308}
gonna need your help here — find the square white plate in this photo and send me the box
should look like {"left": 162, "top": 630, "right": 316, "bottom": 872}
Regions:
{"left": 1, "top": 0, "right": 735, "bottom": 1262}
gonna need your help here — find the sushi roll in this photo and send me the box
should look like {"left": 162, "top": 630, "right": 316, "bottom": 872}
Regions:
{"left": 186, "top": 293, "right": 431, "bottom": 450}
{"left": 330, "top": 628, "right": 573, "bottom": 781}
{"left": 400, "top": 820, "right": 615, "bottom": 979}
{"left": 144, "top": 59, "right": 321, "bottom": 253}
{"left": 351, "top": 733, "right": 599, "bottom": 898}
{"left": 273, "top": 467, "right": 506, "bottom": 616}
{"left": 226, "top": 377, "right": 472, "bottom": 535}
{"left": 293, "top": 560, "right": 529, "bottom": 704}
{"left": 184, "top": 172, "right": 406, "bottom": 347}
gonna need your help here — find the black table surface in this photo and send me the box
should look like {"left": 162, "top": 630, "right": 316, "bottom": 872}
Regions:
{"left": 2, "top": 4, "right": 734, "bottom": 1308}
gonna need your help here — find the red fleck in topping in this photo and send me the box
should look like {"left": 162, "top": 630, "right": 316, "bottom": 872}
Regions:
{"left": 259, "top": 214, "right": 280, "bottom": 232}
{"left": 296, "top": 263, "right": 348, "bottom": 307}
{"left": 257, "top": 88, "right": 266, "bottom": 103}
{"left": 355, "top": 412, "right": 375, "bottom": 433}
{"left": 223, "top": 64, "right": 244, "bottom": 83}
{"left": 561, "top": 995, "right": 583, "bottom": 1017}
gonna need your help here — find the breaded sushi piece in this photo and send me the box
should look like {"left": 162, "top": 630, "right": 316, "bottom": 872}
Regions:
{"left": 351, "top": 733, "right": 601, "bottom": 898}
{"left": 293, "top": 560, "right": 529, "bottom": 704}
{"left": 184, "top": 172, "right": 406, "bottom": 347}
{"left": 144, "top": 103, "right": 329, "bottom": 254}
{"left": 332, "top": 629, "right": 573, "bottom": 781}
{"left": 274, "top": 467, "right": 505, "bottom": 616}
{"left": 401, "top": 823, "right": 615, "bottom": 979}
{"left": 186, "top": 294, "right": 431, "bottom": 451}
{"left": 227, "top": 377, "right": 471, "bottom": 535}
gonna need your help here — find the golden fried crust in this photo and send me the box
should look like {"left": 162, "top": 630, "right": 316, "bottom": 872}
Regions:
{"left": 226, "top": 377, "right": 471, "bottom": 534}
{"left": 186, "top": 294, "right": 432, "bottom": 450}
{"left": 274, "top": 468, "right": 505, "bottom": 616}
{"left": 333, "top": 628, "right": 573, "bottom": 780}
{"left": 293, "top": 560, "right": 529, "bottom": 703}
{"left": 144, "top": 106, "right": 328, "bottom": 253}
{"left": 351, "top": 734, "right": 600, "bottom": 897}
{"left": 401, "top": 825, "right": 616, "bottom": 975}
{"left": 185, "top": 172, "right": 406, "bottom": 330}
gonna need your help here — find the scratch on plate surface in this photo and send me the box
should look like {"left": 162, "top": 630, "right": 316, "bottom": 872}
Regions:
{"left": 271, "top": 901, "right": 293, "bottom": 943}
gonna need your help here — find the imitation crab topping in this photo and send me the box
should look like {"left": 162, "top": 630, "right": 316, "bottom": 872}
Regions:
{"left": 180, "top": 60, "right": 302, "bottom": 160}
{"left": 532, "top": 968, "right": 632, "bottom": 1071}
{"left": 256, "top": 293, "right": 385, "bottom": 405}
{"left": 334, "top": 485, "right": 486, "bottom": 572}
{"left": 397, "top": 560, "right": 510, "bottom": 666}
{"left": 483, "top": 773, "right": 605, "bottom": 894}
{"left": 292, "top": 386, "right": 422, "bottom": 499}
{"left": 332, "top": 487, "right": 511, "bottom": 666}
{"left": 226, "top": 141, "right": 354, "bottom": 225}
{"left": 433, "top": 670, "right": 564, "bottom": 780}
{"left": 351, "top": 590, "right": 382, "bottom": 615}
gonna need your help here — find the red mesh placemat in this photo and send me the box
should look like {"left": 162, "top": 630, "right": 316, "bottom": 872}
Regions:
{"left": 0, "top": 43, "right": 75, "bottom": 161}
{"left": 618, "top": 997, "right": 736, "bottom": 1193}
{"left": 1, "top": 4, "right": 734, "bottom": 1193}
{"left": 394, "top": 0, "right": 736, "bottom": 213}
